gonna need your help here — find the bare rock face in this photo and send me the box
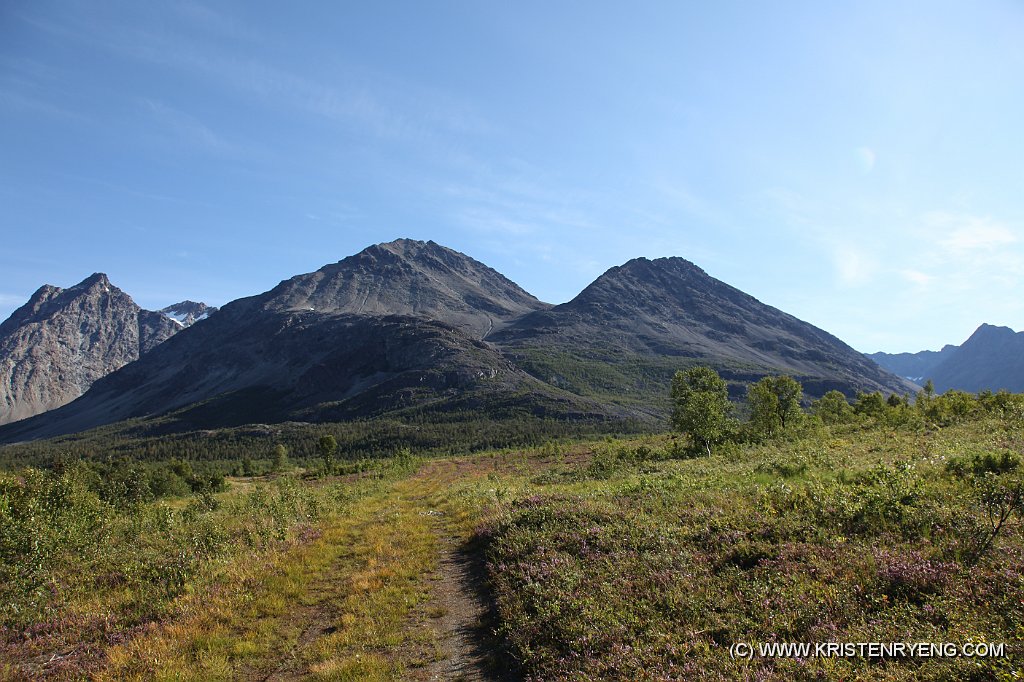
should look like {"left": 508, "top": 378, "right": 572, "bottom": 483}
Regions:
{"left": 256, "top": 238, "right": 546, "bottom": 339}
{"left": 0, "top": 274, "right": 183, "bottom": 425}
{"left": 159, "top": 301, "right": 218, "bottom": 328}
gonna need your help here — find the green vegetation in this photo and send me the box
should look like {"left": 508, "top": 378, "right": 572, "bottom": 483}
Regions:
{"left": 0, "top": 412, "right": 652, "bottom": 476}
{"left": 317, "top": 434, "right": 338, "bottom": 474}
{"left": 747, "top": 374, "right": 803, "bottom": 438}
{"left": 670, "top": 366, "right": 733, "bottom": 456}
{"left": 481, "top": 376, "right": 1024, "bottom": 680}
{"left": 2, "top": 370, "right": 1023, "bottom": 679}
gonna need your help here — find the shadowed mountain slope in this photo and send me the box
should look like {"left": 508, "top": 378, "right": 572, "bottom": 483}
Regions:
{"left": 490, "top": 256, "right": 917, "bottom": 410}
{"left": 929, "top": 324, "right": 1024, "bottom": 393}
{"left": 0, "top": 242, "right": 917, "bottom": 442}
{"left": 0, "top": 241, "right": 608, "bottom": 442}
{"left": 869, "top": 324, "right": 1024, "bottom": 393}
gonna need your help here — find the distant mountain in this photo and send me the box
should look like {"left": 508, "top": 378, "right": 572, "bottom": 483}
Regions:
{"left": 492, "top": 256, "right": 917, "bottom": 412}
{"left": 0, "top": 274, "right": 182, "bottom": 425}
{"left": 160, "top": 301, "right": 218, "bottom": 327}
{"left": 929, "top": 324, "right": 1024, "bottom": 393}
{"left": 869, "top": 324, "right": 1024, "bottom": 393}
{"left": 866, "top": 346, "right": 958, "bottom": 383}
{"left": 0, "top": 241, "right": 917, "bottom": 443}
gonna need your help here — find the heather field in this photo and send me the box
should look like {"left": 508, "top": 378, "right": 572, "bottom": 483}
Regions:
{"left": 2, "top": 389, "right": 1023, "bottom": 680}
{"left": 482, "top": 411, "right": 1024, "bottom": 680}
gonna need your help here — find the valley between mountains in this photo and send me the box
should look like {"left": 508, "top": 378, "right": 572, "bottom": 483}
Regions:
{"left": 2, "top": 240, "right": 1023, "bottom": 680}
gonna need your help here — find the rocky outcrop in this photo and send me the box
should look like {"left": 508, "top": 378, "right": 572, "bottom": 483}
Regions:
{"left": 159, "top": 301, "right": 218, "bottom": 328}
{"left": 0, "top": 274, "right": 183, "bottom": 425}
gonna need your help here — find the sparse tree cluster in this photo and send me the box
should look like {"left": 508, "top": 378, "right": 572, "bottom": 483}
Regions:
{"left": 670, "top": 366, "right": 733, "bottom": 456}
{"left": 747, "top": 375, "right": 803, "bottom": 438}
{"left": 669, "top": 365, "right": 1024, "bottom": 456}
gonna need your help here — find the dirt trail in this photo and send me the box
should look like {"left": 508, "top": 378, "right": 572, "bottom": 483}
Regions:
{"left": 418, "top": 525, "right": 493, "bottom": 681}
{"left": 251, "top": 458, "right": 518, "bottom": 681}
{"left": 406, "top": 460, "right": 520, "bottom": 682}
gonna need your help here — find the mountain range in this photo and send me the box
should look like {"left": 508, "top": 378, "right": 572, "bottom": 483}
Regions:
{"left": 0, "top": 239, "right": 916, "bottom": 443}
{"left": 869, "top": 323, "right": 1024, "bottom": 393}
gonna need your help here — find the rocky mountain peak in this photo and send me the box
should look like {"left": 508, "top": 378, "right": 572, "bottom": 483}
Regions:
{"left": 0, "top": 274, "right": 183, "bottom": 425}
{"left": 966, "top": 323, "right": 1016, "bottom": 344}
{"left": 160, "top": 301, "right": 218, "bottom": 327}
{"left": 494, "top": 249, "right": 915, "bottom": 400}
{"left": 252, "top": 238, "right": 546, "bottom": 338}
{"left": 942, "top": 324, "right": 1024, "bottom": 387}
{"left": 622, "top": 255, "right": 707, "bottom": 275}
{"left": 76, "top": 272, "right": 111, "bottom": 289}
{"left": 566, "top": 254, "right": 745, "bottom": 320}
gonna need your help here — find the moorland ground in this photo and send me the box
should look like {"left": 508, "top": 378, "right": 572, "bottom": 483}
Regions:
{"left": 2, "top": 388, "right": 1023, "bottom": 680}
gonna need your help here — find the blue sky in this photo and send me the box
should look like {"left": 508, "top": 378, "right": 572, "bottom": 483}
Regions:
{"left": 2, "top": 1, "right": 1023, "bottom": 353}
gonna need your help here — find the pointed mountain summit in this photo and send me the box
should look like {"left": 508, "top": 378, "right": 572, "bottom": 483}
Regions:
{"left": 929, "top": 324, "right": 1024, "bottom": 393}
{"left": 0, "top": 241, "right": 603, "bottom": 441}
{"left": 253, "top": 238, "right": 545, "bottom": 338}
{"left": 0, "top": 274, "right": 183, "bottom": 425}
{"left": 492, "top": 256, "right": 915, "bottom": 408}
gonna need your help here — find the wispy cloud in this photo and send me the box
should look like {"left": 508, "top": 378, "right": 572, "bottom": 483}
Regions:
{"left": 653, "top": 181, "right": 730, "bottom": 227}
{"left": 929, "top": 211, "right": 1019, "bottom": 252}
{"left": 899, "top": 269, "right": 934, "bottom": 287}
{"left": 758, "top": 187, "right": 883, "bottom": 287}
{"left": 0, "top": 57, "right": 84, "bottom": 121}
{"left": 832, "top": 244, "right": 878, "bottom": 286}
{"left": 141, "top": 98, "right": 236, "bottom": 155}
{"left": 0, "top": 90, "right": 78, "bottom": 120}
{"left": 442, "top": 163, "right": 599, "bottom": 239}
{"left": 18, "top": 4, "right": 494, "bottom": 150}
{"left": 855, "top": 146, "right": 876, "bottom": 173}
{"left": 168, "top": 1, "right": 265, "bottom": 42}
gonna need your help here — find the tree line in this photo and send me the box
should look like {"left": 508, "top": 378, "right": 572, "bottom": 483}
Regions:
{"left": 670, "top": 366, "right": 1023, "bottom": 455}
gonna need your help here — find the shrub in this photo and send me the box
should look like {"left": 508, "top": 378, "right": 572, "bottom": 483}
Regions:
{"left": 947, "top": 451, "right": 1020, "bottom": 478}
{"left": 812, "top": 390, "right": 854, "bottom": 424}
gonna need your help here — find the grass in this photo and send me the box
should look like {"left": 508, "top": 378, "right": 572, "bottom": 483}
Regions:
{"left": 480, "top": 419, "right": 1024, "bottom": 680}
{"left": 3, "top": 396, "right": 1024, "bottom": 680}
{"left": 95, "top": 460, "right": 450, "bottom": 681}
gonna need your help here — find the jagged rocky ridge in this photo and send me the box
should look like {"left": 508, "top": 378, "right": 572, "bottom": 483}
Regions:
{"left": 0, "top": 274, "right": 183, "bottom": 425}
{"left": 0, "top": 240, "right": 916, "bottom": 442}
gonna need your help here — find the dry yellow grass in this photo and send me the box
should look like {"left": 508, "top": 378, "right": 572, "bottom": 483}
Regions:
{"left": 97, "top": 462, "right": 493, "bottom": 680}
